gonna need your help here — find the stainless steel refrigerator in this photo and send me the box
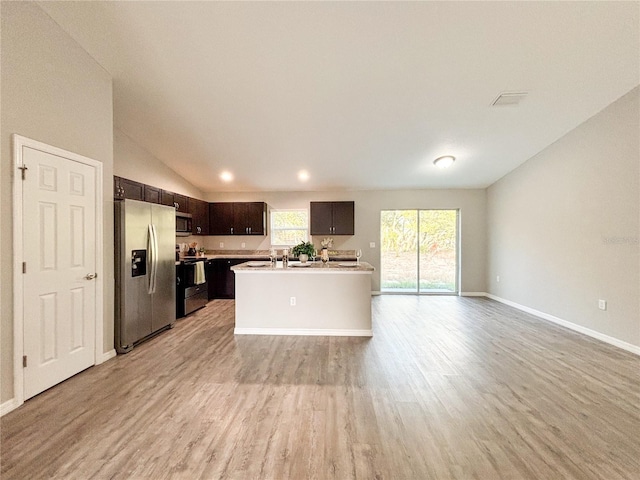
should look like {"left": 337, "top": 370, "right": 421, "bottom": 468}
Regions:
{"left": 114, "top": 199, "right": 176, "bottom": 353}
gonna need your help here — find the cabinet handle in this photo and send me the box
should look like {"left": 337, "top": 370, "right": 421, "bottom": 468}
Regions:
{"left": 249, "top": 227, "right": 252, "bottom": 234}
{"left": 196, "top": 226, "right": 201, "bottom": 234}
{"left": 231, "top": 227, "right": 234, "bottom": 234}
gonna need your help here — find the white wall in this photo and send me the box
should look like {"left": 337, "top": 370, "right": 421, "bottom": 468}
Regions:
{"left": 1, "top": 2, "right": 114, "bottom": 403}
{"left": 487, "top": 86, "right": 640, "bottom": 348}
{"left": 114, "top": 128, "right": 203, "bottom": 199}
{"left": 203, "top": 189, "right": 487, "bottom": 293}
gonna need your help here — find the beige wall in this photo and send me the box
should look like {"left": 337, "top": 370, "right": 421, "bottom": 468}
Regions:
{"left": 202, "top": 189, "right": 487, "bottom": 293}
{"left": 487, "top": 87, "right": 640, "bottom": 348}
{"left": 114, "top": 128, "right": 203, "bottom": 199}
{"left": 1, "top": 2, "right": 114, "bottom": 403}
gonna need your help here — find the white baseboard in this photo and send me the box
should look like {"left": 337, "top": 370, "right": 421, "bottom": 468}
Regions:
{"left": 1, "top": 398, "right": 20, "bottom": 417}
{"left": 98, "top": 349, "right": 117, "bottom": 364}
{"left": 486, "top": 294, "right": 640, "bottom": 356}
{"left": 460, "top": 292, "right": 487, "bottom": 297}
{"left": 234, "top": 328, "right": 373, "bottom": 337}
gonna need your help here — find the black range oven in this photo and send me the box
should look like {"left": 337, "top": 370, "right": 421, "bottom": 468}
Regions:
{"left": 176, "top": 258, "right": 208, "bottom": 318}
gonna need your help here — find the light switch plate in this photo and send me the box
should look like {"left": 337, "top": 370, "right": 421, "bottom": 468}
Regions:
{"left": 369, "top": 242, "right": 375, "bottom": 248}
{"left": 219, "top": 242, "right": 224, "bottom": 248}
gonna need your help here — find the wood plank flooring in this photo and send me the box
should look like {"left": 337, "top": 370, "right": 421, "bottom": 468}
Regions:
{"left": 1, "top": 296, "right": 639, "bottom": 479}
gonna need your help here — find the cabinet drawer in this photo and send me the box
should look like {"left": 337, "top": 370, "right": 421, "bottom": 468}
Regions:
{"left": 185, "top": 283, "right": 208, "bottom": 298}
{"left": 184, "top": 290, "right": 208, "bottom": 315}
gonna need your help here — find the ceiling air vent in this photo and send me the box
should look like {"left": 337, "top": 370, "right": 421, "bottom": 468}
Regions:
{"left": 491, "top": 92, "right": 528, "bottom": 106}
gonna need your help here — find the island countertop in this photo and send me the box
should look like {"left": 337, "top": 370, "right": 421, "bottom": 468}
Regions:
{"left": 231, "top": 261, "right": 374, "bottom": 273}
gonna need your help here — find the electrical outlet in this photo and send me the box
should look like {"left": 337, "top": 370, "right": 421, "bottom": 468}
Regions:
{"left": 219, "top": 242, "right": 224, "bottom": 248}
{"left": 369, "top": 242, "right": 375, "bottom": 248}
{"left": 241, "top": 242, "right": 246, "bottom": 248}
{"left": 598, "top": 299, "right": 607, "bottom": 311}
{"left": 290, "top": 296, "right": 296, "bottom": 306}
{"left": 497, "top": 275, "right": 500, "bottom": 283}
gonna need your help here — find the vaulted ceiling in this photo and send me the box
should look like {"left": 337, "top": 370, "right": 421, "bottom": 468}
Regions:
{"left": 39, "top": 1, "right": 639, "bottom": 192}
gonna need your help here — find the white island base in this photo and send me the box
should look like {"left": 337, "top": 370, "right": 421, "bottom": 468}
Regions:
{"left": 232, "top": 262, "right": 374, "bottom": 336}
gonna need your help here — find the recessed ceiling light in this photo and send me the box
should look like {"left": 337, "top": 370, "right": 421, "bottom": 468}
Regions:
{"left": 220, "top": 171, "right": 233, "bottom": 182}
{"left": 433, "top": 156, "right": 455, "bottom": 168}
{"left": 298, "top": 170, "right": 310, "bottom": 182}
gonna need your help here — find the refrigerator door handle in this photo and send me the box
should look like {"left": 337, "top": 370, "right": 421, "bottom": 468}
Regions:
{"left": 153, "top": 224, "right": 159, "bottom": 293}
{"left": 148, "top": 224, "right": 157, "bottom": 294}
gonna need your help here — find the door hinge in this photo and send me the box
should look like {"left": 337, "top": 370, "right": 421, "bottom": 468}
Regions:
{"left": 18, "top": 165, "right": 28, "bottom": 180}
{"left": 23, "top": 355, "right": 27, "bottom": 368}
{"left": 22, "top": 262, "right": 26, "bottom": 274}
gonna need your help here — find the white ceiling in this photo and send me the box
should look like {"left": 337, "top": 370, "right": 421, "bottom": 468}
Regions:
{"left": 39, "top": 1, "right": 639, "bottom": 192}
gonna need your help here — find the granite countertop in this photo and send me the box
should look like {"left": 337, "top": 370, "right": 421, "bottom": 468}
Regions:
{"left": 177, "top": 249, "right": 358, "bottom": 262}
{"left": 232, "top": 260, "right": 374, "bottom": 272}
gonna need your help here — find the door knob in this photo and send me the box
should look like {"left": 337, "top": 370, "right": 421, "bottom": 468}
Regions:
{"left": 84, "top": 273, "right": 97, "bottom": 280}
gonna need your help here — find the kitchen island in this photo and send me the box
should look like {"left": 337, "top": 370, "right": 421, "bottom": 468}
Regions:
{"left": 231, "top": 261, "right": 374, "bottom": 336}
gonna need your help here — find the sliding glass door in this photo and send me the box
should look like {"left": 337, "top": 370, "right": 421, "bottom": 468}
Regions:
{"left": 381, "top": 209, "right": 458, "bottom": 294}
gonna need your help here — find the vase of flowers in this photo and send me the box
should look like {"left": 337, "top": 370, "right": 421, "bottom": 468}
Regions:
{"left": 320, "top": 237, "right": 333, "bottom": 264}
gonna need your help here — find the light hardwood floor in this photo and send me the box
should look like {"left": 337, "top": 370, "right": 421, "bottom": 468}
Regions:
{"left": 1, "top": 296, "right": 639, "bottom": 479}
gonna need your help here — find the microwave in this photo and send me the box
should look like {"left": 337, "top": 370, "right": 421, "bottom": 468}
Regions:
{"left": 176, "top": 212, "right": 192, "bottom": 236}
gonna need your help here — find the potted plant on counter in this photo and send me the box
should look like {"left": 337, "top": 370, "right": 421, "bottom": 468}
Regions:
{"left": 292, "top": 241, "right": 316, "bottom": 263}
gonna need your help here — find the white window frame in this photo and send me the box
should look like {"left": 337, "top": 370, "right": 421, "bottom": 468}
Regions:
{"left": 270, "top": 208, "right": 309, "bottom": 247}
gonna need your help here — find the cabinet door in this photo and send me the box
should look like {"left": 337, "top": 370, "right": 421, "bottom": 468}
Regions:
{"left": 113, "top": 176, "right": 123, "bottom": 199}
{"left": 232, "top": 202, "right": 265, "bottom": 235}
{"left": 161, "top": 190, "right": 175, "bottom": 208}
{"left": 244, "top": 202, "right": 266, "bottom": 235}
{"left": 144, "top": 185, "right": 161, "bottom": 204}
{"left": 209, "top": 203, "right": 235, "bottom": 235}
{"left": 119, "top": 178, "right": 144, "bottom": 201}
{"left": 332, "top": 201, "right": 355, "bottom": 235}
{"left": 191, "top": 199, "right": 209, "bottom": 235}
{"left": 210, "top": 259, "right": 236, "bottom": 298}
{"left": 232, "top": 203, "right": 249, "bottom": 234}
{"left": 174, "top": 193, "right": 189, "bottom": 213}
{"left": 310, "top": 202, "right": 333, "bottom": 235}
{"left": 205, "top": 261, "right": 215, "bottom": 300}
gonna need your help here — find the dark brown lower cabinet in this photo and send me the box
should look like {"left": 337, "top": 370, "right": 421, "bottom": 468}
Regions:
{"left": 207, "top": 258, "right": 268, "bottom": 299}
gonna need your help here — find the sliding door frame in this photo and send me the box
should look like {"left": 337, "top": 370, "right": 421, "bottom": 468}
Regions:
{"left": 380, "top": 208, "right": 460, "bottom": 295}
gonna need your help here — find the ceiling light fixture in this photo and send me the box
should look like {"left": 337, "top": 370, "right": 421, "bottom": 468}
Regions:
{"left": 220, "top": 171, "right": 233, "bottom": 182}
{"left": 298, "top": 170, "right": 310, "bottom": 182}
{"left": 433, "top": 156, "right": 455, "bottom": 168}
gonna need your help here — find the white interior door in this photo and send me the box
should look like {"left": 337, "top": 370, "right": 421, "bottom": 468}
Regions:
{"left": 22, "top": 146, "right": 97, "bottom": 399}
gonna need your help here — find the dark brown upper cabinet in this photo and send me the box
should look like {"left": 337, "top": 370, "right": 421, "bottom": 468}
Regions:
{"left": 190, "top": 198, "right": 209, "bottom": 235}
{"left": 209, "top": 202, "right": 267, "bottom": 235}
{"left": 113, "top": 176, "right": 144, "bottom": 201}
{"left": 310, "top": 201, "right": 354, "bottom": 235}
{"left": 209, "top": 202, "right": 235, "bottom": 235}
{"left": 174, "top": 193, "right": 189, "bottom": 213}
{"left": 161, "top": 190, "right": 189, "bottom": 212}
{"left": 144, "top": 185, "right": 161, "bottom": 204}
{"left": 160, "top": 189, "right": 174, "bottom": 208}
{"left": 235, "top": 202, "right": 267, "bottom": 235}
